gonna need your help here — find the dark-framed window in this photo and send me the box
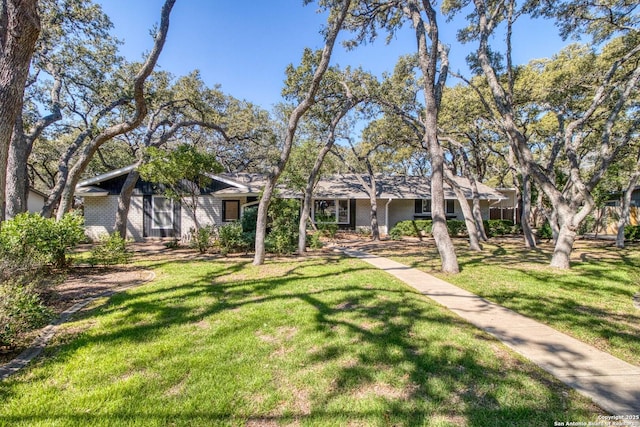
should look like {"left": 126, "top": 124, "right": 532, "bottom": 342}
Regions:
{"left": 222, "top": 200, "right": 240, "bottom": 222}
{"left": 313, "top": 199, "right": 350, "bottom": 224}
{"left": 446, "top": 199, "right": 455, "bottom": 214}
{"left": 421, "top": 199, "right": 431, "bottom": 214}
{"left": 152, "top": 196, "right": 173, "bottom": 229}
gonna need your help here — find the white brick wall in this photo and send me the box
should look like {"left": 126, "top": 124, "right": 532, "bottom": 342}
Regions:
{"left": 180, "top": 196, "right": 223, "bottom": 240}
{"left": 84, "top": 196, "right": 118, "bottom": 241}
{"left": 355, "top": 199, "right": 390, "bottom": 235}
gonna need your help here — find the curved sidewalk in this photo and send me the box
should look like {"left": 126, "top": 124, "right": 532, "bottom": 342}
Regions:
{"left": 339, "top": 247, "right": 640, "bottom": 417}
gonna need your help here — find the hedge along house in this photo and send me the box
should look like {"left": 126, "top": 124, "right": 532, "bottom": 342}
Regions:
{"left": 78, "top": 165, "right": 509, "bottom": 242}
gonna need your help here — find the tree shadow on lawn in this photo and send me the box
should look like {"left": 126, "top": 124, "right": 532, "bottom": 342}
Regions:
{"left": 0, "top": 255, "right": 604, "bottom": 426}
{"left": 453, "top": 243, "right": 640, "bottom": 365}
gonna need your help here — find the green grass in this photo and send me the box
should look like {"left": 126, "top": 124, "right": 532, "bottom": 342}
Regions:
{"left": 0, "top": 254, "right": 604, "bottom": 426}
{"left": 371, "top": 238, "right": 640, "bottom": 367}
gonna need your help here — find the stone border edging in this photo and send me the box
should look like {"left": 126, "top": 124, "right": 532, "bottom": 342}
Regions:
{"left": 0, "top": 270, "right": 155, "bottom": 381}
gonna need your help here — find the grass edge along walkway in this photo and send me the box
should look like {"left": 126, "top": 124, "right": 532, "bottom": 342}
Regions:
{"left": 337, "top": 246, "right": 640, "bottom": 416}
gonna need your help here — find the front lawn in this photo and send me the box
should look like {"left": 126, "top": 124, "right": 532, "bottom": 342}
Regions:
{"left": 368, "top": 238, "right": 640, "bottom": 367}
{"left": 0, "top": 253, "right": 604, "bottom": 426}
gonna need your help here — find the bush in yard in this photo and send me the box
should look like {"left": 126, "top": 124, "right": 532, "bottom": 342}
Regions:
{"left": 0, "top": 280, "right": 52, "bottom": 348}
{"left": 0, "top": 212, "right": 85, "bottom": 268}
{"left": 217, "top": 222, "right": 249, "bottom": 255}
{"left": 265, "top": 198, "right": 300, "bottom": 255}
{"left": 538, "top": 221, "right": 554, "bottom": 240}
{"left": 624, "top": 225, "right": 640, "bottom": 241}
{"left": 308, "top": 232, "right": 323, "bottom": 249}
{"left": 446, "top": 220, "right": 467, "bottom": 236}
{"left": 90, "top": 233, "right": 133, "bottom": 266}
{"left": 389, "top": 220, "right": 433, "bottom": 237}
{"left": 483, "top": 219, "right": 519, "bottom": 237}
{"left": 189, "top": 226, "right": 217, "bottom": 254}
{"left": 318, "top": 221, "right": 338, "bottom": 238}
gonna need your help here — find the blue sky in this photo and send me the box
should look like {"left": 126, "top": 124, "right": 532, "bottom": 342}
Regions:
{"left": 97, "top": 1, "right": 572, "bottom": 110}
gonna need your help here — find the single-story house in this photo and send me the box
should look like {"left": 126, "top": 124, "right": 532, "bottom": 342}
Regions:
{"left": 77, "top": 165, "right": 508, "bottom": 242}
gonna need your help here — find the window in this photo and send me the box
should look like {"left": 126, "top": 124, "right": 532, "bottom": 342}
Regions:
{"left": 421, "top": 199, "right": 431, "bottom": 214}
{"left": 152, "top": 196, "right": 173, "bottom": 229}
{"left": 313, "top": 199, "right": 349, "bottom": 224}
{"left": 223, "top": 200, "right": 240, "bottom": 222}
{"left": 446, "top": 200, "right": 455, "bottom": 214}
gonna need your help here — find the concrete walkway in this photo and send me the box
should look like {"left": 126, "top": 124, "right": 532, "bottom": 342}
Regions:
{"left": 339, "top": 247, "right": 640, "bottom": 417}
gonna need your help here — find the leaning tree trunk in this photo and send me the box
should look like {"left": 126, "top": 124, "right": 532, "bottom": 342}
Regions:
{"left": 56, "top": 0, "right": 175, "bottom": 220}
{"left": 521, "top": 172, "right": 537, "bottom": 248}
{"left": 446, "top": 172, "right": 482, "bottom": 251}
{"left": 0, "top": 0, "right": 40, "bottom": 222}
{"left": 297, "top": 103, "right": 350, "bottom": 255}
{"left": 253, "top": 0, "right": 350, "bottom": 265}
{"left": 114, "top": 169, "right": 140, "bottom": 238}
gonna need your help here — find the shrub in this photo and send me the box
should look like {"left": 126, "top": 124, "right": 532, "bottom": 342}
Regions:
{"left": 189, "top": 225, "right": 216, "bottom": 254}
{"left": 218, "top": 222, "right": 249, "bottom": 255}
{"left": 0, "top": 281, "right": 53, "bottom": 348}
{"left": 483, "top": 219, "right": 519, "bottom": 237}
{"left": 624, "top": 225, "right": 640, "bottom": 241}
{"left": 446, "top": 220, "right": 467, "bottom": 236}
{"left": 577, "top": 215, "right": 597, "bottom": 236}
{"left": 537, "top": 221, "right": 554, "bottom": 240}
{"left": 318, "top": 222, "right": 338, "bottom": 239}
{"left": 308, "top": 233, "right": 323, "bottom": 249}
{"left": 90, "top": 233, "right": 133, "bottom": 266}
{"left": 389, "top": 220, "right": 433, "bottom": 238}
{"left": 0, "top": 212, "right": 85, "bottom": 268}
{"left": 265, "top": 198, "right": 300, "bottom": 255}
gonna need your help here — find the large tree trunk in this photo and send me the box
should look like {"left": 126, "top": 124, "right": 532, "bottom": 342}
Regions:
{"left": 0, "top": 0, "right": 40, "bottom": 222}
{"left": 5, "top": 120, "right": 29, "bottom": 218}
{"left": 298, "top": 189, "right": 313, "bottom": 255}
{"left": 253, "top": 0, "right": 350, "bottom": 265}
{"left": 406, "top": 0, "right": 459, "bottom": 273}
{"left": 550, "top": 223, "right": 577, "bottom": 269}
{"left": 368, "top": 173, "right": 380, "bottom": 241}
{"left": 446, "top": 172, "right": 482, "bottom": 251}
{"left": 521, "top": 172, "right": 537, "bottom": 248}
{"left": 114, "top": 169, "right": 140, "bottom": 238}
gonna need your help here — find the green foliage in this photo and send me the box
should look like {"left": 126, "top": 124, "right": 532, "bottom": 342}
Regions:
{"left": 308, "top": 233, "right": 323, "bottom": 249}
{"left": 189, "top": 226, "right": 216, "bottom": 254}
{"left": 390, "top": 219, "right": 519, "bottom": 239}
{"left": 0, "top": 212, "right": 85, "bottom": 268}
{"left": 577, "top": 216, "right": 597, "bottom": 236}
{"left": 0, "top": 281, "right": 52, "bottom": 348}
{"left": 624, "top": 225, "right": 640, "bottom": 241}
{"left": 483, "top": 220, "right": 520, "bottom": 237}
{"left": 318, "top": 222, "right": 338, "bottom": 238}
{"left": 446, "top": 220, "right": 467, "bottom": 236}
{"left": 139, "top": 145, "right": 222, "bottom": 191}
{"left": 265, "top": 199, "right": 300, "bottom": 255}
{"left": 389, "top": 220, "right": 433, "bottom": 238}
{"left": 90, "top": 233, "right": 133, "bottom": 266}
{"left": 538, "top": 221, "right": 554, "bottom": 240}
{"left": 217, "top": 223, "right": 250, "bottom": 256}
